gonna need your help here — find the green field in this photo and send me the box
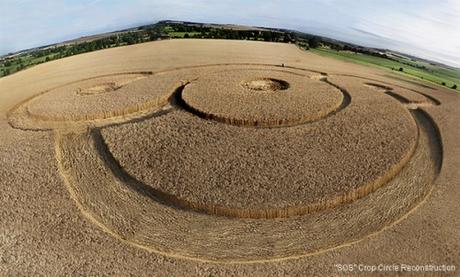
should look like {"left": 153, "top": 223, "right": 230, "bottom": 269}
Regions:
{"left": 0, "top": 53, "right": 60, "bottom": 76}
{"left": 168, "top": 31, "right": 202, "bottom": 38}
{"left": 311, "top": 47, "right": 460, "bottom": 92}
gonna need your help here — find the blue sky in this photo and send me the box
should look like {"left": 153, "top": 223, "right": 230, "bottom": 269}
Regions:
{"left": 1, "top": 0, "right": 459, "bottom": 67}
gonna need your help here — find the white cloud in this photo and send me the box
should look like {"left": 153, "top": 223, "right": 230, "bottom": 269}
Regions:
{"left": 351, "top": 0, "right": 460, "bottom": 66}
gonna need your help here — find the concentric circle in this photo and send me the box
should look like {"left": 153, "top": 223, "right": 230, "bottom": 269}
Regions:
{"left": 6, "top": 63, "right": 442, "bottom": 263}
{"left": 105, "top": 80, "right": 418, "bottom": 218}
{"left": 240, "top": 77, "right": 289, "bottom": 91}
{"left": 7, "top": 70, "right": 196, "bottom": 130}
{"left": 26, "top": 72, "right": 174, "bottom": 121}
{"left": 75, "top": 82, "right": 123, "bottom": 96}
{"left": 181, "top": 68, "right": 345, "bottom": 126}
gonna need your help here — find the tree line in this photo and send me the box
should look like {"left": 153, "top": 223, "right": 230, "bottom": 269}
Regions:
{"left": 1, "top": 22, "right": 457, "bottom": 92}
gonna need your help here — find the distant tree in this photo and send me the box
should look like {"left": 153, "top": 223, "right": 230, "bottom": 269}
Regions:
{"left": 263, "top": 32, "right": 273, "bottom": 41}
{"left": 121, "top": 33, "right": 136, "bottom": 45}
{"left": 4, "top": 68, "right": 10, "bottom": 75}
{"left": 45, "top": 56, "right": 51, "bottom": 62}
{"left": 452, "top": 84, "right": 457, "bottom": 89}
{"left": 95, "top": 40, "right": 103, "bottom": 49}
{"left": 283, "top": 34, "right": 293, "bottom": 43}
{"left": 149, "top": 33, "right": 158, "bottom": 41}
{"left": 398, "top": 67, "right": 404, "bottom": 72}
{"left": 183, "top": 33, "right": 190, "bottom": 38}
{"left": 308, "top": 37, "right": 320, "bottom": 48}
{"left": 442, "top": 82, "right": 446, "bottom": 86}
{"left": 329, "top": 43, "right": 344, "bottom": 51}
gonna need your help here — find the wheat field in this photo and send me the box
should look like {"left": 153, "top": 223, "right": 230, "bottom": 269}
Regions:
{"left": 0, "top": 39, "right": 458, "bottom": 275}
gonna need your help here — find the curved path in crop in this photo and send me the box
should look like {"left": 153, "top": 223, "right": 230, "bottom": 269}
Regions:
{"left": 7, "top": 63, "right": 443, "bottom": 263}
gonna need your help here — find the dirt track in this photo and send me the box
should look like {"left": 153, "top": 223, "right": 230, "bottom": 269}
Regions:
{"left": 0, "top": 39, "right": 458, "bottom": 276}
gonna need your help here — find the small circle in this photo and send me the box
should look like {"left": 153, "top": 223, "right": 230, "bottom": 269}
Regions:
{"left": 240, "top": 78, "right": 289, "bottom": 91}
{"left": 16, "top": 72, "right": 182, "bottom": 123}
{"left": 76, "top": 82, "right": 122, "bottom": 96}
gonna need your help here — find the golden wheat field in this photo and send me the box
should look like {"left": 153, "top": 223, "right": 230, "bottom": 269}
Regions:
{"left": 0, "top": 39, "right": 459, "bottom": 275}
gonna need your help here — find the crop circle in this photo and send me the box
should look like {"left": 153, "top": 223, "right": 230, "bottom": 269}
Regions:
{"left": 7, "top": 63, "right": 442, "bottom": 263}
{"left": 7, "top": 70, "right": 196, "bottom": 130}
{"left": 240, "top": 77, "right": 289, "bottom": 91}
{"left": 25, "top": 72, "right": 174, "bottom": 122}
{"left": 106, "top": 83, "right": 418, "bottom": 219}
{"left": 181, "top": 68, "right": 346, "bottom": 126}
{"left": 76, "top": 82, "right": 122, "bottom": 96}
